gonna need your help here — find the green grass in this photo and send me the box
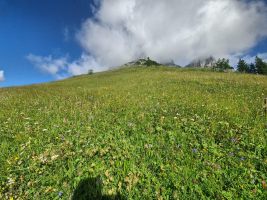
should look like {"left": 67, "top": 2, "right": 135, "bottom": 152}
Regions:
{"left": 0, "top": 66, "right": 267, "bottom": 199}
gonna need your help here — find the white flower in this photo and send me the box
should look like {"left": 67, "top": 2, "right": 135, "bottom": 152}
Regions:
{"left": 51, "top": 155, "right": 59, "bottom": 161}
{"left": 7, "top": 177, "right": 15, "bottom": 185}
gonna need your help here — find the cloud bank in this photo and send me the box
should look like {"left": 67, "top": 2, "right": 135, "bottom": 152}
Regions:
{"left": 28, "top": 0, "right": 267, "bottom": 77}
{"left": 0, "top": 70, "right": 4, "bottom": 82}
{"left": 243, "top": 53, "right": 267, "bottom": 64}
{"left": 26, "top": 53, "right": 102, "bottom": 79}
{"left": 228, "top": 52, "right": 267, "bottom": 67}
{"left": 26, "top": 54, "right": 69, "bottom": 79}
{"left": 78, "top": 0, "right": 267, "bottom": 66}
{"left": 27, "top": 54, "right": 67, "bottom": 75}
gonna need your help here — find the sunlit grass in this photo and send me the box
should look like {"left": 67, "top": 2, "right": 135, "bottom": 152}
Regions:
{"left": 0, "top": 66, "right": 267, "bottom": 199}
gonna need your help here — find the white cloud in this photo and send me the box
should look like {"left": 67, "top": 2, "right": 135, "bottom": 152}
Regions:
{"left": 257, "top": 53, "right": 267, "bottom": 62}
{"left": 244, "top": 53, "right": 267, "bottom": 64}
{"left": 27, "top": 53, "right": 104, "bottom": 78}
{"left": 0, "top": 70, "right": 4, "bottom": 82}
{"left": 228, "top": 52, "right": 267, "bottom": 68}
{"left": 77, "top": 0, "right": 267, "bottom": 66}
{"left": 68, "top": 53, "right": 105, "bottom": 75}
{"left": 26, "top": 54, "right": 68, "bottom": 76}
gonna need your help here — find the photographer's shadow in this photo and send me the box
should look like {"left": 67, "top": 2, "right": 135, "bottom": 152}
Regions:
{"left": 72, "top": 176, "right": 124, "bottom": 200}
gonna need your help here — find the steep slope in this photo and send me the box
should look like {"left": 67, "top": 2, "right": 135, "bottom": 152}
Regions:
{"left": 0, "top": 67, "right": 267, "bottom": 199}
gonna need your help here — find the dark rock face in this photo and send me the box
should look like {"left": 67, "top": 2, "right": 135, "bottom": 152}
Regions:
{"left": 186, "top": 56, "right": 216, "bottom": 68}
{"left": 124, "top": 57, "right": 160, "bottom": 67}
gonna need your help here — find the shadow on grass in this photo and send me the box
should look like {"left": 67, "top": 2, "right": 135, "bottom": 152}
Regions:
{"left": 72, "top": 176, "right": 124, "bottom": 200}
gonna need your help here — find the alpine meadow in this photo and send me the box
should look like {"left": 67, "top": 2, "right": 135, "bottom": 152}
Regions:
{"left": 1, "top": 0, "right": 267, "bottom": 199}
{"left": 1, "top": 67, "right": 267, "bottom": 199}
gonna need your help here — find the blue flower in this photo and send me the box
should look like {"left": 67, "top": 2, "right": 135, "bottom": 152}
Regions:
{"left": 58, "top": 191, "right": 63, "bottom": 197}
{"left": 192, "top": 148, "right": 198, "bottom": 153}
{"left": 240, "top": 157, "right": 245, "bottom": 161}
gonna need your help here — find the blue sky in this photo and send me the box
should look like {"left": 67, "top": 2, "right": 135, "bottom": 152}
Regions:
{"left": 0, "top": 0, "right": 95, "bottom": 87}
{"left": 1, "top": 0, "right": 267, "bottom": 87}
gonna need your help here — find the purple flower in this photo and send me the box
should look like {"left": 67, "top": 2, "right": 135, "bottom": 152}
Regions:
{"left": 192, "top": 148, "right": 198, "bottom": 153}
{"left": 58, "top": 191, "right": 63, "bottom": 197}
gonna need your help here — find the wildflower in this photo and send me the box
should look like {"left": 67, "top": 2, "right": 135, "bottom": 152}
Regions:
{"left": 230, "top": 138, "right": 237, "bottom": 143}
{"left": 7, "top": 177, "right": 15, "bottom": 185}
{"left": 229, "top": 152, "right": 234, "bottom": 157}
{"left": 39, "top": 154, "right": 48, "bottom": 164}
{"left": 192, "top": 148, "right": 198, "bottom": 153}
{"left": 144, "top": 144, "right": 153, "bottom": 149}
{"left": 127, "top": 122, "right": 135, "bottom": 127}
{"left": 213, "top": 163, "right": 221, "bottom": 170}
{"left": 240, "top": 157, "right": 245, "bottom": 161}
{"left": 61, "top": 135, "right": 65, "bottom": 141}
{"left": 51, "top": 155, "right": 59, "bottom": 161}
{"left": 58, "top": 191, "right": 63, "bottom": 198}
{"left": 262, "top": 180, "right": 267, "bottom": 189}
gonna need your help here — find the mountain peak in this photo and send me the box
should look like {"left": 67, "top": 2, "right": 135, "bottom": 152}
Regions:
{"left": 124, "top": 57, "right": 161, "bottom": 67}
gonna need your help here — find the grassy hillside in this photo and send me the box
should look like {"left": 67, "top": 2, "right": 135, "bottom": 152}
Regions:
{"left": 0, "top": 67, "right": 267, "bottom": 199}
